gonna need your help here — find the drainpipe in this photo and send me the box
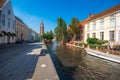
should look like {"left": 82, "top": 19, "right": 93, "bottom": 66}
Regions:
{"left": 115, "top": 12, "right": 117, "bottom": 44}
{"left": 0, "top": 11, "right": 1, "bottom": 28}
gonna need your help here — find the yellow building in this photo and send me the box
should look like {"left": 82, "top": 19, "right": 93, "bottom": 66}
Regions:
{"left": 15, "top": 16, "right": 29, "bottom": 42}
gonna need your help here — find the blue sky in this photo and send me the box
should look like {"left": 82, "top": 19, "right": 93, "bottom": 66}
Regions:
{"left": 11, "top": 0, "right": 120, "bottom": 33}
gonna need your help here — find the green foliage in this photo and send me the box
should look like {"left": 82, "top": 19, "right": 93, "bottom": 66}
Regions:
{"left": 79, "top": 43, "right": 84, "bottom": 47}
{"left": 54, "top": 18, "right": 68, "bottom": 43}
{"left": 41, "top": 33, "right": 46, "bottom": 39}
{"left": 88, "top": 44, "right": 108, "bottom": 50}
{"left": 97, "top": 40, "right": 108, "bottom": 45}
{"left": 41, "top": 30, "right": 54, "bottom": 41}
{"left": 89, "top": 44, "right": 98, "bottom": 49}
{"left": 67, "top": 29, "right": 74, "bottom": 41}
{"left": 87, "top": 38, "right": 98, "bottom": 44}
{"left": 87, "top": 38, "right": 108, "bottom": 50}
{"left": 98, "top": 45, "right": 108, "bottom": 50}
{"left": 68, "top": 17, "right": 80, "bottom": 40}
{"left": 84, "top": 43, "right": 87, "bottom": 47}
{"left": 87, "top": 38, "right": 108, "bottom": 45}
{"left": 75, "top": 43, "right": 79, "bottom": 46}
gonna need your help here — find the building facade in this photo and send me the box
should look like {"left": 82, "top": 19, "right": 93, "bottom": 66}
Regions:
{"left": 15, "top": 16, "right": 29, "bottom": 42}
{"left": 84, "top": 4, "right": 120, "bottom": 44}
{"left": 0, "top": 0, "right": 16, "bottom": 44}
{"left": 77, "top": 15, "right": 93, "bottom": 42}
{"left": 28, "top": 28, "right": 39, "bottom": 42}
{"left": 40, "top": 20, "right": 44, "bottom": 36}
{"left": 67, "top": 15, "right": 92, "bottom": 42}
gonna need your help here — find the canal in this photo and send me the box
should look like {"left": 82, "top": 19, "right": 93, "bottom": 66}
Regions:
{"left": 46, "top": 42, "right": 120, "bottom": 80}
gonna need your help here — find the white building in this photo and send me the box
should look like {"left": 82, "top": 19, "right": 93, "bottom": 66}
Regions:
{"left": 28, "top": 28, "right": 39, "bottom": 42}
{"left": 0, "top": 0, "right": 16, "bottom": 44}
{"left": 84, "top": 4, "right": 120, "bottom": 44}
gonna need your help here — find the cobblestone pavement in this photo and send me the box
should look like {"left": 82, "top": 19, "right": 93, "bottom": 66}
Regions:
{"left": 0, "top": 43, "right": 42, "bottom": 80}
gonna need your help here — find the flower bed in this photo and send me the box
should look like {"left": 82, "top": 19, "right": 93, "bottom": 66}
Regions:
{"left": 108, "top": 50, "right": 120, "bottom": 55}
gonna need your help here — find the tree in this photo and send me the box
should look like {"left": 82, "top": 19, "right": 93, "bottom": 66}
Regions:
{"left": 54, "top": 18, "right": 68, "bottom": 43}
{"left": 68, "top": 17, "right": 80, "bottom": 41}
{"left": 41, "top": 30, "right": 54, "bottom": 42}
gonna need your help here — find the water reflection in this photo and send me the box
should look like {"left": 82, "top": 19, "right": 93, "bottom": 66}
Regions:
{"left": 46, "top": 42, "right": 120, "bottom": 80}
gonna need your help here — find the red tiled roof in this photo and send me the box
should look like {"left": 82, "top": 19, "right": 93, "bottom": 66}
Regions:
{"left": 0, "top": 1, "right": 6, "bottom": 7}
{"left": 78, "top": 17, "right": 91, "bottom": 28}
{"left": 89, "top": 4, "right": 120, "bottom": 21}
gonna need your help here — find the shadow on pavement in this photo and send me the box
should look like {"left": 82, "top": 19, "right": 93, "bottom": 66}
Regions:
{"left": 0, "top": 43, "right": 42, "bottom": 80}
{"left": 40, "top": 49, "right": 48, "bottom": 56}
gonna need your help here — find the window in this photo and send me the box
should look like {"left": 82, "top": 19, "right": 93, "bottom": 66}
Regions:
{"left": 100, "top": 19, "right": 104, "bottom": 28}
{"left": 117, "top": 11, "right": 120, "bottom": 14}
{"left": 81, "top": 30, "right": 83, "bottom": 33}
{"left": 110, "top": 15, "right": 115, "bottom": 27}
{"left": 92, "top": 33, "right": 96, "bottom": 38}
{"left": 100, "top": 32, "right": 104, "bottom": 40}
{"left": 8, "top": 19, "right": 10, "bottom": 28}
{"left": 12, "top": 22, "right": 15, "bottom": 30}
{"left": 2, "top": 15, "right": 5, "bottom": 26}
{"left": 87, "top": 24, "right": 90, "bottom": 31}
{"left": 93, "top": 21, "right": 96, "bottom": 30}
{"left": 87, "top": 33, "right": 90, "bottom": 39}
{"left": 109, "top": 31, "right": 114, "bottom": 41}
{"left": 8, "top": 9, "right": 11, "bottom": 15}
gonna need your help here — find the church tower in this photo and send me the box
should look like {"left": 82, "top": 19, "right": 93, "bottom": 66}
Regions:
{"left": 40, "top": 20, "right": 44, "bottom": 36}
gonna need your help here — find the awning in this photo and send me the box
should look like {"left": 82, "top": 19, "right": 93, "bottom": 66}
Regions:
{"left": 12, "top": 33, "right": 16, "bottom": 36}
{"left": 1, "top": 31, "right": 8, "bottom": 35}
{"left": 8, "top": 32, "right": 13, "bottom": 37}
{"left": 0, "top": 33, "right": 3, "bottom": 37}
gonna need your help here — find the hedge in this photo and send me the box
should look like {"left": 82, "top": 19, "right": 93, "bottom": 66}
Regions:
{"left": 89, "top": 44, "right": 98, "bottom": 49}
{"left": 98, "top": 45, "right": 108, "bottom": 50}
{"left": 87, "top": 38, "right": 108, "bottom": 45}
{"left": 79, "top": 43, "right": 84, "bottom": 47}
{"left": 75, "top": 43, "right": 79, "bottom": 46}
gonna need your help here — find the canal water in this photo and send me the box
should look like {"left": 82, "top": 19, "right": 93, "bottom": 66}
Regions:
{"left": 46, "top": 42, "right": 120, "bottom": 80}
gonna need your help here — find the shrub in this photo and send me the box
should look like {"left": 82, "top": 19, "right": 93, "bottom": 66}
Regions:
{"left": 87, "top": 38, "right": 98, "bottom": 44}
{"left": 97, "top": 40, "right": 108, "bottom": 45}
{"left": 89, "top": 44, "right": 98, "bottom": 49}
{"left": 79, "top": 43, "right": 88, "bottom": 47}
{"left": 98, "top": 45, "right": 108, "bottom": 50}
{"left": 84, "top": 43, "right": 87, "bottom": 47}
{"left": 75, "top": 43, "right": 78, "bottom": 46}
{"left": 79, "top": 43, "right": 84, "bottom": 47}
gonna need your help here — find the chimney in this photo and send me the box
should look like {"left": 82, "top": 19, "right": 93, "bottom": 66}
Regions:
{"left": 88, "top": 14, "right": 94, "bottom": 18}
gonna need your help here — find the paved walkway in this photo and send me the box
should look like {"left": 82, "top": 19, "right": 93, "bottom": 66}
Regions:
{"left": 0, "top": 43, "right": 35, "bottom": 64}
{"left": 0, "top": 43, "right": 42, "bottom": 80}
{"left": 32, "top": 44, "right": 59, "bottom": 80}
{"left": 0, "top": 43, "right": 59, "bottom": 80}
{"left": 85, "top": 48, "right": 120, "bottom": 64}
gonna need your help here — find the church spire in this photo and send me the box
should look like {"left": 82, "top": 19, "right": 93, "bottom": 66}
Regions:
{"left": 40, "top": 20, "right": 44, "bottom": 36}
